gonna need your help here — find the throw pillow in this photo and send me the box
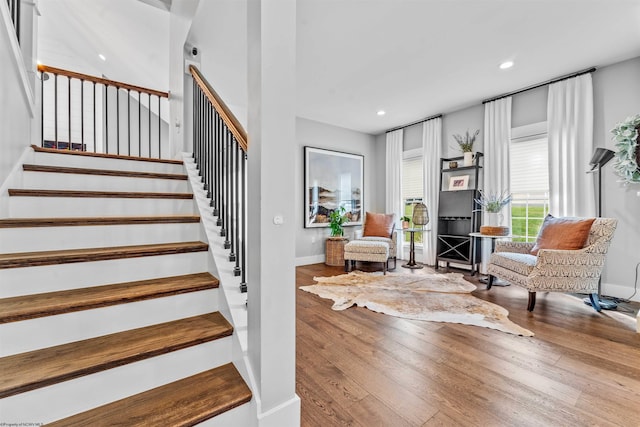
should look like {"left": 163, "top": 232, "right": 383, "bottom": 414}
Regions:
{"left": 530, "top": 214, "right": 596, "bottom": 255}
{"left": 363, "top": 212, "right": 395, "bottom": 238}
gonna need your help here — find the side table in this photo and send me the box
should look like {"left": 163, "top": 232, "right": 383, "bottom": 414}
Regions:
{"left": 469, "top": 232, "right": 511, "bottom": 285}
{"left": 402, "top": 228, "right": 424, "bottom": 269}
{"left": 325, "top": 237, "right": 348, "bottom": 266}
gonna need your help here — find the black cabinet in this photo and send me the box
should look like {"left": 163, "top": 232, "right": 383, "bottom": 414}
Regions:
{"left": 436, "top": 153, "right": 483, "bottom": 270}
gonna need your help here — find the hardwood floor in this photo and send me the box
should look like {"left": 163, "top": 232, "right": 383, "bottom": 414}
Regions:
{"left": 296, "top": 263, "right": 640, "bottom": 427}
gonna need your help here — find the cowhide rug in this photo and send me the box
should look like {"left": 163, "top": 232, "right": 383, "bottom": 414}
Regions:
{"left": 300, "top": 271, "right": 533, "bottom": 336}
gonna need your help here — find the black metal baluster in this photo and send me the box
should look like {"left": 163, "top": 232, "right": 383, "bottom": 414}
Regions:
{"left": 233, "top": 142, "right": 241, "bottom": 271}
{"left": 206, "top": 103, "right": 212, "bottom": 199}
{"left": 224, "top": 129, "right": 231, "bottom": 248}
{"left": 148, "top": 94, "right": 152, "bottom": 158}
{"left": 196, "top": 88, "right": 201, "bottom": 171}
{"left": 93, "top": 82, "right": 96, "bottom": 153}
{"left": 54, "top": 73, "right": 58, "bottom": 148}
{"left": 228, "top": 136, "right": 236, "bottom": 261}
{"left": 81, "top": 80, "right": 84, "bottom": 151}
{"left": 128, "top": 91, "right": 133, "bottom": 156}
{"left": 40, "top": 71, "right": 44, "bottom": 146}
{"left": 216, "top": 114, "right": 222, "bottom": 224}
{"left": 105, "top": 85, "right": 109, "bottom": 154}
{"left": 138, "top": 91, "right": 141, "bottom": 157}
{"left": 210, "top": 110, "right": 217, "bottom": 211}
{"left": 220, "top": 126, "right": 227, "bottom": 237}
{"left": 192, "top": 81, "right": 196, "bottom": 160}
{"left": 116, "top": 87, "right": 120, "bottom": 155}
{"left": 158, "top": 97, "right": 161, "bottom": 158}
{"left": 202, "top": 95, "right": 208, "bottom": 190}
{"left": 67, "top": 77, "right": 71, "bottom": 149}
{"left": 240, "top": 150, "right": 247, "bottom": 291}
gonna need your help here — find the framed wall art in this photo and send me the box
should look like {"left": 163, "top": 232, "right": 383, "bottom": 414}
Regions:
{"left": 304, "top": 146, "right": 364, "bottom": 228}
{"left": 448, "top": 175, "right": 469, "bottom": 191}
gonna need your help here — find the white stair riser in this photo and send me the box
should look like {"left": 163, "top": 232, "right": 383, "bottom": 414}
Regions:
{"left": 0, "top": 289, "right": 218, "bottom": 356}
{"left": 22, "top": 171, "right": 190, "bottom": 193}
{"left": 0, "top": 338, "right": 232, "bottom": 424}
{"left": 0, "top": 222, "right": 203, "bottom": 253}
{"left": 8, "top": 196, "right": 196, "bottom": 217}
{"left": 0, "top": 251, "right": 212, "bottom": 298}
{"left": 197, "top": 401, "right": 254, "bottom": 427}
{"left": 33, "top": 151, "right": 185, "bottom": 174}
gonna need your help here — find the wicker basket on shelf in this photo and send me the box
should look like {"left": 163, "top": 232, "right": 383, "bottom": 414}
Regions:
{"left": 325, "top": 237, "right": 348, "bottom": 266}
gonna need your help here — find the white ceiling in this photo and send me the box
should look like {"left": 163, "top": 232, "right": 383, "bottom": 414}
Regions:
{"left": 38, "top": 0, "right": 640, "bottom": 135}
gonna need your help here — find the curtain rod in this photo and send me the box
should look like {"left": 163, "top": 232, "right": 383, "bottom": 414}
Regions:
{"left": 386, "top": 113, "right": 442, "bottom": 134}
{"left": 482, "top": 67, "right": 596, "bottom": 104}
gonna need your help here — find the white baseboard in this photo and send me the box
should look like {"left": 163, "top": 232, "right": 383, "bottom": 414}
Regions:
{"left": 601, "top": 282, "right": 640, "bottom": 303}
{"left": 258, "top": 395, "right": 301, "bottom": 427}
{"left": 295, "top": 255, "right": 325, "bottom": 266}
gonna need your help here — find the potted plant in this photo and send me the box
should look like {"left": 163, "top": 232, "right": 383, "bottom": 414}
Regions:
{"left": 401, "top": 216, "right": 411, "bottom": 229}
{"left": 475, "top": 190, "right": 512, "bottom": 236}
{"left": 328, "top": 206, "right": 348, "bottom": 238}
{"left": 611, "top": 113, "right": 640, "bottom": 185}
{"left": 453, "top": 129, "right": 479, "bottom": 166}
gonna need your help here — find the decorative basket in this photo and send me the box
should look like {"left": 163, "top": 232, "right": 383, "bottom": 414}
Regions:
{"left": 480, "top": 226, "right": 510, "bottom": 236}
{"left": 326, "top": 237, "right": 348, "bottom": 266}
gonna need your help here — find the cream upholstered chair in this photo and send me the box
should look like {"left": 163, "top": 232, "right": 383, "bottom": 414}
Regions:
{"left": 344, "top": 212, "right": 398, "bottom": 273}
{"left": 487, "top": 217, "right": 617, "bottom": 312}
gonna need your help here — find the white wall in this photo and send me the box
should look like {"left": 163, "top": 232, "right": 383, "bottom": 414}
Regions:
{"left": 593, "top": 56, "right": 640, "bottom": 300}
{"left": 295, "top": 117, "right": 381, "bottom": 264}
{"left": 0, "top": 1, "right": 36, "bottom": 187}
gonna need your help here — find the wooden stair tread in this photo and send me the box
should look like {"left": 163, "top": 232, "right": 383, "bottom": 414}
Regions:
{"left": 0, "top": 312, "right": 233, "bottom": 398}
{"left": 7, "top": 189, "right": 193, "bottom": 199}
{"left": 32, "top": 145, "right": 183, "bottom": 165}
{"left": 47, "top": 363, "right": 252, "bottom": 427}
{"left": 23, "top": 164, "right": 188, "bottom": 180}
{"left": 0, "top": 241, "right": 208, "bottom": 269}
{"left": 0, "top": 272, "right": 219, "bottom": 324}
{"left": 0, "top": 215, "right": 201, "bottom": 228}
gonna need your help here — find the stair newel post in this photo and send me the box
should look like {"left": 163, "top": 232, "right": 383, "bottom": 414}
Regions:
{"left": 233, "top": 142, "right": 241, "bottom": 275}
{"left": 228, "top": 136, "right": 236, "bottom": 262}
{"left": 239, "top": 150, "right": 247, "bottom": 291}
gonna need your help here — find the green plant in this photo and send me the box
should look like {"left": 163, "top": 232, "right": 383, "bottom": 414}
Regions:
{"left": 475, "top": 190, "right": 512, "bottom": 213}
{"left": 401, "top": 216, "right": 411, "bottom": 222}
{"left": 328, "top": 206, "right": 348, "bottom": 237}
{"left": 611, "top": 114, "right": 640, "bottom": 185}
{"left": 453, "top": 129, "right": 479, "bottom": 153}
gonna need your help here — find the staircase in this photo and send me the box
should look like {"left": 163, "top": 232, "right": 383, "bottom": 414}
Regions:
{"left": 0, "top": 146, "right": 252, "bottom": 425}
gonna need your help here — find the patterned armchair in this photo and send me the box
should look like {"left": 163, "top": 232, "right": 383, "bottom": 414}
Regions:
{"left": 487, "top": 218, "right": 618, "bottom": 312}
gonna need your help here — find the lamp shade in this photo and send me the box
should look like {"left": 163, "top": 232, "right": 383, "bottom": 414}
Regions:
{"left": 412, "top": 203, "right": 429, "bottom": 226}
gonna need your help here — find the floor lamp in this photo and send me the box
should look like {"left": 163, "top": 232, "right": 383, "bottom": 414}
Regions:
{"left": 584, "top": 147, "right": 617, "bottom": 310}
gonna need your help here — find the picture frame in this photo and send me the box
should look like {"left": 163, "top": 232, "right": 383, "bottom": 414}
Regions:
{"left": 448, "top": 175, "right": 469, "bottom": 191}
{"left": 304, "top": 146, "right": 364, "bottom": 228}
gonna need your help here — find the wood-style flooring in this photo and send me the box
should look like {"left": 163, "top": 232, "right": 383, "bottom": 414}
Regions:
{"left": 296, "top": 263, "right": 640, "bottom": 427}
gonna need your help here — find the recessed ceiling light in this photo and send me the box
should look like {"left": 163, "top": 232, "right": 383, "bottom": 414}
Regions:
{"left": 98, "top": 54, "right": 106, "bottom": 61}
{"left": 499, "top": 61, "right": 514, "bottom": 70}
{"left": 377, "top": 110, "right": 386, "bottom": 116}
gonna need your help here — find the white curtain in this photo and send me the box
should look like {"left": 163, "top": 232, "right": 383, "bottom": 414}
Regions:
{"left": 483, "top": 97, "right": 512, "bottom": 272}
{"left": 386, "top": 129, "right": 404, "bottom": 260}
{"left": 547, "top": 74, "right": 595, "bottom": 217}
{"left": 421, "top": 117, "right": 441, "bottom": 265}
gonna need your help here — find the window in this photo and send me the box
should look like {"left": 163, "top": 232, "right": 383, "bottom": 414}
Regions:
{"left": 510, "top": 124, "right": 549, "bottom": 242}
{"left": 402, "top": 150, "right": 423, "bottom": 244}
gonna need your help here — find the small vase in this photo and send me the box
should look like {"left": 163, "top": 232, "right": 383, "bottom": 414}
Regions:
{"left": 486, "top": 212, "right": 503, "bottom": 226}
{"left": 463, "top": 152, "right": 474, "bottom": 167}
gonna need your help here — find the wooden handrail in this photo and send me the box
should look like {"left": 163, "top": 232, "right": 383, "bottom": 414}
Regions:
{"left": 37, "top": 64, "right": 169, "bottom": 99}
{"left": 189, "top": 65, "right": 248, "bottom": 152}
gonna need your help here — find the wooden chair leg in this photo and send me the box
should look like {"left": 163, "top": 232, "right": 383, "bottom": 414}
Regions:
{"left": 487, "top": 275, "right": 494, "bottom": 290}
{"left": 527, "top": 292, "right": 537, "bottom": 312}
{"left": 589, "top": 293, "right": 602, "bottom": 312}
